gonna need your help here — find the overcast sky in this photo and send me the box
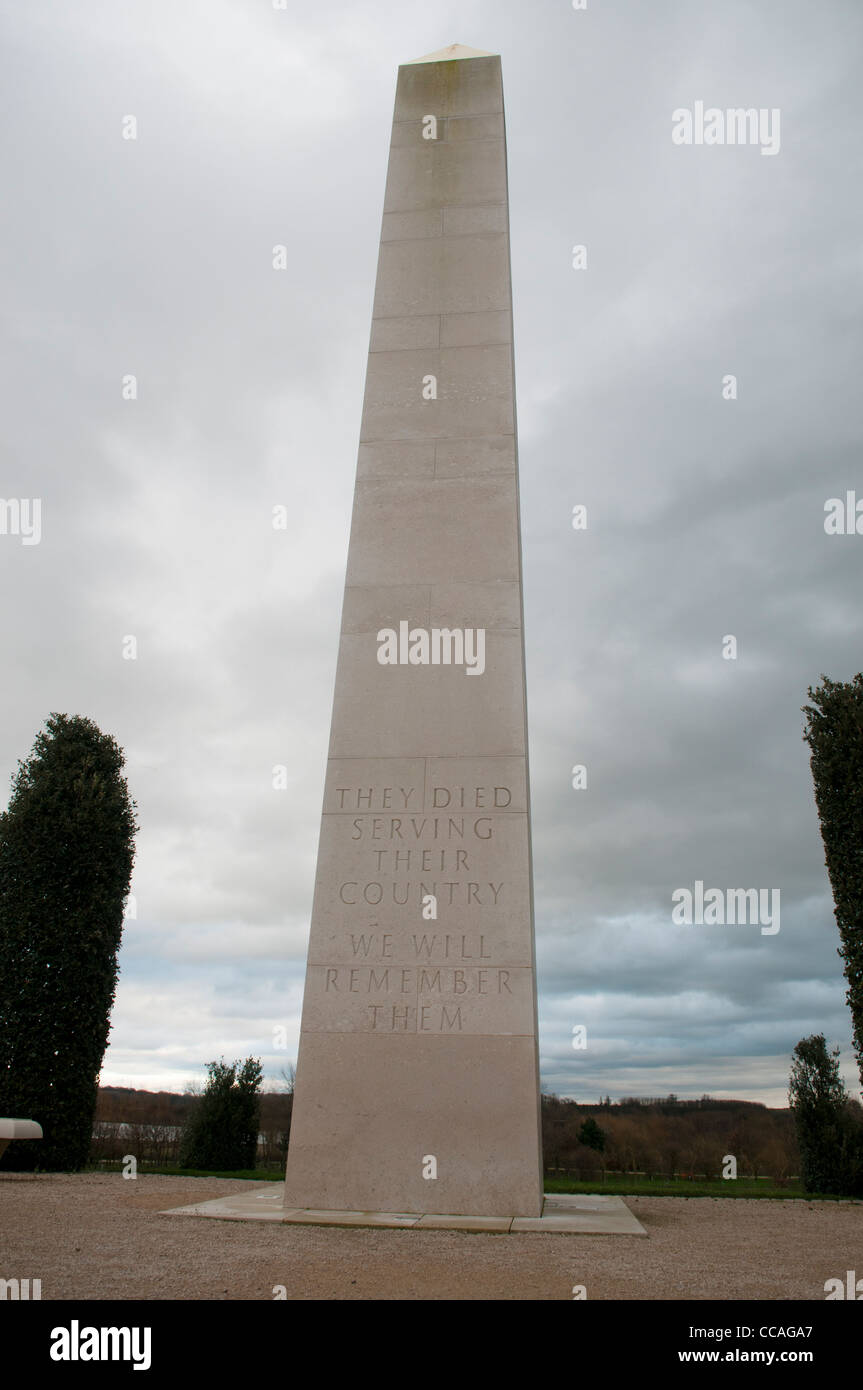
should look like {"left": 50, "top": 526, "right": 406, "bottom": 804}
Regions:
{"left": 1, "top": 0, "right": 861, "bottom": 1106}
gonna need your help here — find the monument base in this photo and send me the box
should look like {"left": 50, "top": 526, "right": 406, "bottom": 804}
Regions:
{"left": 161, "top": 1187, "right": 647, "bottom": 1235}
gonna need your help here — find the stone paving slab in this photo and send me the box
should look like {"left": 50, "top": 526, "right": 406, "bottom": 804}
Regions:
{"left": 415, "top": 1214, "right": 512, "bottom": 1231}
{"left": 160, "top": 1185, "right": 647, "bottom": 1235}
{"left": 283, "top": 1209, "right": 421, "bottom": 1228}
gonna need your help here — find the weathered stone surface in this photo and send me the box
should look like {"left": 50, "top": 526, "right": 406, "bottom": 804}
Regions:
{"left": 284, "top": 51, "right": 542, "bottom": 1219}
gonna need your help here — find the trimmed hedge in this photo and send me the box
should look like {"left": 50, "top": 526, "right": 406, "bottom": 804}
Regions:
{"left": 0, "top": 714, "right": 137, "bottom": 1170}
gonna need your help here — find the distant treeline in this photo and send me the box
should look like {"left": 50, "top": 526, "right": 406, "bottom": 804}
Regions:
{"left": 92, "top": 1085, "right": 293, "bottom": 1168}
{"left": 94, "top": 1085, "right": 807, "bottom": 1180}
{"left": 97, "top": 1087, "right": 194, "bottom": 1122}
{"left": 612, "top": 1096, "right": 768, "bottom": 1113}
{"left": 541, "top": 1093, "right": 805, "bottom": 1180}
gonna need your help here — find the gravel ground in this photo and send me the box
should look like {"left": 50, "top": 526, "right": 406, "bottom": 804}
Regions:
{"left": 1, "top": 1173, "right": 861, "bottom": 1301}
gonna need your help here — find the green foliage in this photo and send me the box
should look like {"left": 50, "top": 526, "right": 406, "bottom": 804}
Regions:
{"left": 789, "top": 1034, "right": 863, "bottom": 1196}
{"left": 802, "top": 674, "right": 863, "bottom": 1089}
{"left": 543, "top": 1175, "right": 837, "bottom": 1200}
{"left": 578, "top": 1116, "right": 607, "bottom": 1152}
{"left": 179, "top": 1058, "right": 263, "bottom": 1171}
{"left": 0, "top": 714, "right": 138, "bottom": 1170}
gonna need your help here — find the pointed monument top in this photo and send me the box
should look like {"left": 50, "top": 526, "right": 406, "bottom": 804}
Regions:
{"left": 404, "top": 43, "right": 495, "bottom": 65}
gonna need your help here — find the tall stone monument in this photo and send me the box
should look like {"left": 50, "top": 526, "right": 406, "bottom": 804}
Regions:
{"left": 284, "top": 44, "right": 543, "bottom": 1218}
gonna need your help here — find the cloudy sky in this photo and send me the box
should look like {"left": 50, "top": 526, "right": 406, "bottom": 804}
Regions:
{"left": 1, "top": 0, "right": 861, "bottom": 1107}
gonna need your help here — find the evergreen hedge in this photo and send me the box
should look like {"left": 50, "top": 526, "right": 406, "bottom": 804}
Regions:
{"left": 802, "top": 674, "right": 863, "bottom": 1090}
{"left": 0, "top": 714, "right": 137, "bottom": 1170}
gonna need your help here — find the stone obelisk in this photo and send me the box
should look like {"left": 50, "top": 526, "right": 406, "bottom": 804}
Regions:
{"left": 284, "top": 44, "right": 543, "bottom": 1218}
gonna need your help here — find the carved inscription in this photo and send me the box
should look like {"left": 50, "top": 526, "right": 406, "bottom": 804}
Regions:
{"left": 323, "top": 780, "right": 521, "bottom": 1033}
